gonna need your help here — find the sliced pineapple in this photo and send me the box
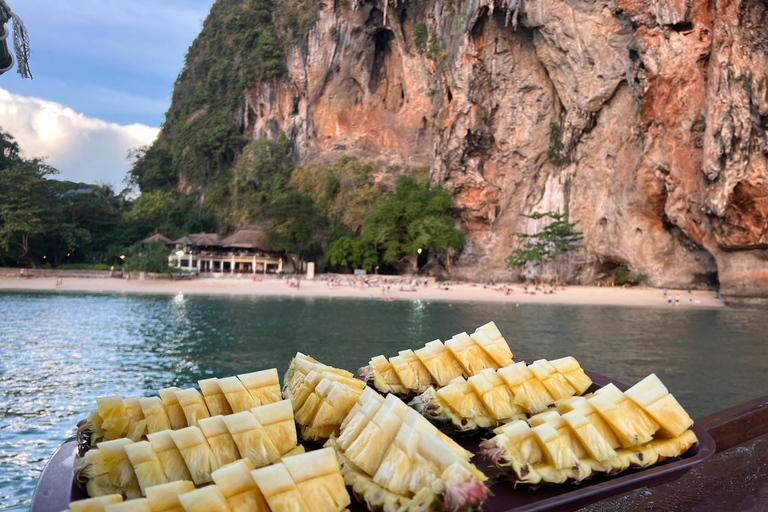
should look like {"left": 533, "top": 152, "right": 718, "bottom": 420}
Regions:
{"left": 178, "top": 485, "right": 230, "bottom": 512}
{"left": 218, "top": 377, "right": 258, "bottom": 413}
{"left": 625, "top": 374, "right": 693, "bottom": 438}
{"left": 556, "top": 396, "right": 621, "bottom": 449}
{"left": 445, "top": 332, "right": 497, "bottom": 375}
{"left": 199, "top": 378, "right": 233, "bottom": 417}
{"left": 396, "top": 349, "right": 434, "bottom": 392}
{"left": 158, "top": 388, "right": 187, "bottom": 431}
{"left": 67, "top": 495, "right": 123, "bottom": 512}
{"left": 83, "top": 438, "right": 141, "bottom": 499}
{"left": 282, "top": 448, "right": 351, "bottom": 512}
{"left": 479, "top": 420, "right": 544, "bottom": 485}
{"left": 96, "top": 396, "right": 130, "bottom": 441}
{"left": 124, "top": 441, "right": 168, "bottom": 495}
{"left": 140, "top": 397, "right": 172, "bottom": 435}
{"left": 144, "top": 480, "right": 194, "bottom": 512}
{"left": 251, "top": 399, "right": 298, "bottom": 455}
{"left": 123, "top": 397, "right": 148, "bottom": 442}
{"left": 251, "top": 463, "right": 311, "bottom": 512}
{"left": 436, "top": 377, "right": 495, "bottom": 431}
{"left": 469, "top": 330, "right": 513, "bottom": 368}
{"left": 104, "top": 498, "right": 151, "bottom": 512}
{"left": 368, "top": 355, "right": 407, "bottom": 395}
{"left": 198, "top": 415, "right": 242, "bottom": 468}
{"left": 168, "top": 427, "right": 218, "bottom": 485}
{"left": 594, "top": 384, "right": 660, "bottom": 444}
{"left": 175, "top": 388, "right": 211, "bottom": 428}
{"left": 549, "top": 356, "right": 593, "bottom": 395}
{"left": 529, "top": 360, "right": 577, "bottom": 401}
{"left": 649, "top": 429, "right": 698, "bottom": 460}
{"left": 146, "top": 431, "right": 193, "bottom": 483}
{"left": 211, "top": 459, "right": 270, "bottom": 512}
{"left": 498, "top": 362, "right": 555, "bottom": 414}
{"left": 469, "top": 369, "right": 525, "bottom": 423}
{"left": 239, "top": 368, "right": 282, "bottom": 406}
{"left": 222, "top": 411, "right": 281, "bottom": 468}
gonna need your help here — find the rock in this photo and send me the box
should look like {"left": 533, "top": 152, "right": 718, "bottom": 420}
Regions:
{"left": 236, "top": 0, "right": 768, "bottom": 305}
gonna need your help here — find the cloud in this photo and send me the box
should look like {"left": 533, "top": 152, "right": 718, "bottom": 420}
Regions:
{"left": 0, "top": 88, "right": 158, "bottom": 187}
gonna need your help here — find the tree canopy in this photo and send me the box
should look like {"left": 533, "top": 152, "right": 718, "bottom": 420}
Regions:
{"left": 506, "top": 211, "right": 583, "bottom": 279}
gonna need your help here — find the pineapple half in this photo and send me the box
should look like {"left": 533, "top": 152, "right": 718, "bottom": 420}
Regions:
{"left": 282, "top": 353, "right": 365, "bottom": 442}
{"left": 359, "top": 322, "right": 513, "bottom": 397}
{"left": 79, "top": 400, "right": 300, "bottom": 498}
{"left": 480, "top": 374, "right": 699, "bottom": 487}
{"left": 411, "top": 359, "right": 591, "bottom": 434}
{"left": 83, "top": 368, "right": 284, "bottom": 446}
{"left": 327, "top": 391, "right": 489, "bottom": 512}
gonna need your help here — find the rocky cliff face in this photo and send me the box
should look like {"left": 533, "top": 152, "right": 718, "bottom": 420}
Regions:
{"left": 240, "top": 0, "right": 768, "bottom": 306}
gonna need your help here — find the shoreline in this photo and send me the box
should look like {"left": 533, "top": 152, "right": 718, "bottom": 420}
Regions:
{"left": 0, "top": 276, "right": 726, "bottom": 309}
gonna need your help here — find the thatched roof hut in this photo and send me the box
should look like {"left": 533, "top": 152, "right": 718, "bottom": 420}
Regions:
{"left": 138, "top": 234, "right": 173, "bottom": 246}
{"left": 220, "top": 224, "right": 274, "bottom": 252}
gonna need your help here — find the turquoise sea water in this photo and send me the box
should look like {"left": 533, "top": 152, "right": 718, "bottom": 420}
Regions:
{"left": 1, "top": 291, "right": 767, "bottom": 511}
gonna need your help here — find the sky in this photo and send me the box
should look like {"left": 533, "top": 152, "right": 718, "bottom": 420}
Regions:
{"left": 0, "top": 0, "right": 213, "bottom": 188}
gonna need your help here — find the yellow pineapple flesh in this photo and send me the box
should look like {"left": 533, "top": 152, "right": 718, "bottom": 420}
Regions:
{"left": 211, "top": 459, "right": 270, "bottom": 512}
{"left": 146, "top": 431, "right": 193, "bottom": 483}
{"left": 498, "top": 362, "right": 554, "bottom": 414}
{"left": 158, "top": 388, "right": 187, "bottom": 431}
{"left": 175, "top": 388, "right": 211, "bottom": 428}
{"left": 282, "top": 448, "right": 351, "bottom": 512}
{"left": 96, "top": 396, "right": 130, "bottom": 441}
{"left": 168, "top": 426, "right": 218, "bottom": 485}
{"left": 397, "top": 349, "right": 434, "bottom": 392}
{"left": 250, "top": 399, "right": 298, "bottom": 455}
{"left": 178, "top": 485, "right": 230, "bottom": 512}
{"left": 199, "top": 378, "right": 233, "bottom": 417}
{"left": 124, "top": 441, "right": 168, "bottom": 495}
{"left": 198, "top": 415, "right": 242, "bottom": 468}
{"left": 123, "top": 397, "right": 148, "bottom": 442}
{"left": 251, "top": 463, "right": 311, "bottom": 512}
{"left": 529, "top": 360, "right": 577, "bottom": 401}
{"left": 444, "top": 332, "right": 497, "bottom": 375}
{"left": 222, "top": 411, "right": 280, "bottom": 468}
{"left": 140, "top": 397, "right": 172, "bottom": 435}
{"left": 144, "top": 480, "right": 194, "bottom": 512}
{"left": 368, "top": 355, "right": 407, "bottom": 395}
{"left": 625, "top": 374, "right": 693, "bottom": 438}
{"left": 104, "top": 498, "right": 151, "bottom": 512}
{"left": 68, "top": 495, "right": 123, "bottom": 512}
{"left": 239, "top": 368, "right": 282, "bottom": 406}
{"left": 217, "top": 377, "right": 258, "bottom": 413}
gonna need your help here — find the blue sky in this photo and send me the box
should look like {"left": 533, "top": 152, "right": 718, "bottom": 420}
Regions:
{"left": 0, "top": 0, "right": 213, "bottom": 186}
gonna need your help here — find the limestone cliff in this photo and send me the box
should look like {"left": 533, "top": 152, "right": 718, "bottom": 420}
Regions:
{"left": 216, "top": 0, "right": 767, "bottom": 305}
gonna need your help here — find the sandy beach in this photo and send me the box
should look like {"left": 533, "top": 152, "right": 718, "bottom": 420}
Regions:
{"left": 0, "top": 275, "right": 725, "bottom": 309}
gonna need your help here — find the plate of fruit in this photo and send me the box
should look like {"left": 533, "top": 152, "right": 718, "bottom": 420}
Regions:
{"left": 32, "top": 322, "right": 713, "bottom": 512}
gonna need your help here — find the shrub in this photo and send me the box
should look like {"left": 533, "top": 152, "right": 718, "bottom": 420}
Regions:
{"left": 615, "top": 265, "right": 648, "bottom": 286}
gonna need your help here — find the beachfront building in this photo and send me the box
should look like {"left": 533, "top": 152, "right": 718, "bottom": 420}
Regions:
{"left": 162, "top": 225, "right": 287, "bottom": 274}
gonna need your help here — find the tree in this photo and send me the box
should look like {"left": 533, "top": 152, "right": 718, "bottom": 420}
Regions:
{"left": 266, "top": 192, "right": 327, "bottom": 265}
{"left": 363, "top": 176, "right": 463, "bottom": 269}
{"left": 125, "top": 146, "right": 176, "bottom": 192}
{"left": 0, "top": 159, "right": 58, "bottom": 265}
{"left": 124, "top": 243, "right": 171, "bottom": 273}
{"left": 0, "top": 129, "right": 21, "bottom": 170}
{"left": 325, "top": 234, "right": 378, "bottom": 271}
{"left": 506, "top": 211, "right": 583, "bottom": 281}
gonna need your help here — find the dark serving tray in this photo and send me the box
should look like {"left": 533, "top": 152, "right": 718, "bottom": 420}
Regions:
{"left": 31, "top": 368, "right": 715, "bottom": 512}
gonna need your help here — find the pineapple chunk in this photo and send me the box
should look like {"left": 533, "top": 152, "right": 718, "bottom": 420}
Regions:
{"left": 561, "top": 410, "right": 617, "bottom": 461}
{"left": 147, "top": 431, "right": 193, "bottom": 483}
{"left": 529, "top": 360, "right": 576, "bottom": 401}
{"left": 596, "top": 384, "right": 660, "bottom": 441}
{"left": 158, "top": 388, "right": 187, "bottom": 431}
{"left": 96, "top": 396, "right": 129, "bottom": 440}
{"left": 531, "top": 423, "right": 583, "bottom": 481}
{"left": 469, "top": 330, "right": 513, "bottom": 368}
{"left": 498, "top": 362, "right": 554, "bottom": 413}
{"left": 290, "top": 371, "right": 323, "bottom": 413}
{"left": 251, "top": 463, "right": 311, "bottom": 512}
{"left": 140, "top": 397, "right": 172, "bottom": 435}
{"left": 529, "top": 410, "right": 588, "bottom": 459}
{"left": 397, "top": 349, "right": 434, "bottom": 392}
{"left": 588, "top": 394, "right": 654, "bottom": 448}
{"left": 436, "top": 377, "right": 494, "bottom": 430}
{"left": 91, "top": 439, "right": 141, "bottom": 498}
{"left": 199, "top": 378, "right": 233, "bottom": 417}
{"left": 239, "top": 369, "right": 282, "bottom": 406}
{"left": 625, "top": 374, "right": 693, "bottom": 438}
{"left": 222, "top": 411, "right": 280, "bottom": 468}
{"left": 251, "top": 399, "right": 298, "bottom": 456}
{"left": 175, "top": 388, "right": 211, "bottom": 428}
{"left": 481, "top": 420, "right": 544, "bottom": 484}
{"left": 369, "top": 355, "right": 407, "bottom": 395}
{"left": 445, "top": 332, "right": 497, "bottom": 375}
{"left": 282, "top": 448, "right": 350, "bottom": 512}
{"left": 414, "top": 341, "right": 464, "bottom": 386}
{"left": 344, "top": 409, "right": 401, "bottom": 476}
{"left": 373, "top": 425, "right": 417, "bottom": 496}
{"left": 549, "top": 356, "right": 593, "bottom": 395}
{"left": 211, "top": 459, "right": 270, "bottom": 512}
{"left": 178, "top": 485, "right": 230, "bottom": 512}
{"left": 68, "top": 495, "right": 123, "bottom": 512}
{"left": 123, "top": 397, "right": 148, "bottom": 442}
{"left": 145, "top": 480, "right": 194, "bottom": 512}
{"left": 124, "top": 441, "right": 168, "bottom": 494}
{"left": 475, "top": 321, "right": 503, "bottom": 343}
{"left": 218, "top": 377, "right": 258, "bottom": 413}
{"left": 198, "top": 415, "right": 241, "bottom": 468}
{"left": 168, "top": 427, "right": 218, "bottom": 485}
{"left": 389, "top": 355, "right": 419, "bottom": 392}
{"left": 469, "top": 369, "right": 525, "bottom": 422}
{"left": 104, "top": 499, "right": 151, "bottom": 512}
{"left": 556, "top": 396, "right": 621, "bottom": 449}
{"left": 650, "top": 429, "right": 698, "bottom": 460}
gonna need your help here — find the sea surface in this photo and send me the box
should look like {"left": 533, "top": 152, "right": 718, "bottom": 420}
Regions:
{"left": 1, "top": 291, "right": 767, "bottom": 511}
